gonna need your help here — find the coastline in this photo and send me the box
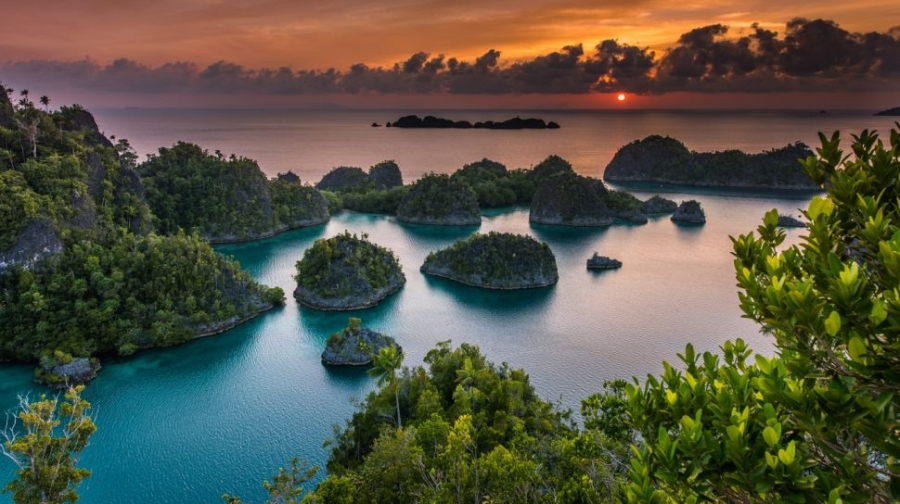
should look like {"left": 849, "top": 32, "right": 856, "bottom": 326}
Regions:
{"left": 420, "top": 267, "right": 558, "bottom": 290}
{"left": 205, "top": 219, "right": 329, "bottom": 245}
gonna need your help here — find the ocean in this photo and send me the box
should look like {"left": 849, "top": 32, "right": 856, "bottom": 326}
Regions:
{"left": 0, "top": 108, "right": 894, "bottom": 503}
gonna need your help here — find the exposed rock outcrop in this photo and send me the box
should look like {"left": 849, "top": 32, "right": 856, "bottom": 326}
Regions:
{"left": 39, "top": 357, "right": 101, "bottom": 389}
{"left": 369, "top": 161, "right": 403, "bottom": 190}
{"left": 641, "top": 195, "right": 678, "bottom": 214}
{"left": 671, "top": 200, "right": 706, "bottom": 225}
{"left": 0, "top": 219, "right": 64, "bottom": 273}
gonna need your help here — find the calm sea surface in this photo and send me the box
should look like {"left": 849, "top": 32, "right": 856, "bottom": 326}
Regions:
{"left": 0, "top": 109, "right": 895, "bottom": 503}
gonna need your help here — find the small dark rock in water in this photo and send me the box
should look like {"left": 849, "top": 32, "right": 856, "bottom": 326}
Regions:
{"left": 371, "top": 122, "right": 381, "bottom": 127}
{"left": 587, "top": 252, "right": 622, "bottom": 270}
{"left": 777, "top": 214, "right": 805, "bottom": 227}
{"left": 321, "top": 318, "right": 400, "bottom": 366}
{"left": 671, "top": 200, "right": 706, "bottom": 225}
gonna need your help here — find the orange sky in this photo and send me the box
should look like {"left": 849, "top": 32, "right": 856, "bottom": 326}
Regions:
{"left": 1, "top": 1, "right": 899, "bottom": 109}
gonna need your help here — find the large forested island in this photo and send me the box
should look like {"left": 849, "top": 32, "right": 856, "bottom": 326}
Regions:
{"left": 421, "top": 232, "right": 558, "bottom": 289}
{"left": 603, "top": 135, "right": 819, "bottom": 190}
{"left": 293, "top": 231, "right": 405, "bottom": 310}
{"left": 139, "top": 143, "right": 329, "bottom": 243}
{"left": 386, "top": 114, "right": 560, "bottom": 129}
{"left": 0, "top": 89, "right": 284, "bottom": 385}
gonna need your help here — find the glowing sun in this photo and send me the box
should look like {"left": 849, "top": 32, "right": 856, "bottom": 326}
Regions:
{"left": 617, "top": 93, "right": 626, "bottom": 102}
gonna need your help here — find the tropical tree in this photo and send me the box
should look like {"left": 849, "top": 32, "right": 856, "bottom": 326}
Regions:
{"left": 625, "top": 127, "right": 900, "bottom": 503}
{"left": 39, "top": 96, "right": 49, "bottom": 112}
{"left": 222, "top": 458, "right": 317, "bottom": 504}
{"left": 367, "top": 344, "right": 404, "bottom": 428}
{"left": 1, "top": 386, "right": 96, "bottom": 504}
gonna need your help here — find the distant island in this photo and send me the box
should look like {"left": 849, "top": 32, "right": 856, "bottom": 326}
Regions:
{"left": 421, "top": 232, "right": 558, "bottom": 289}
{"left": 293, "top": 231, "right": 405, "bottom": 310}
{"left": 874, "top": 107, "right": 900, "bottom": 116}
{"left": 385, "top": 115, "right": 560, "bottom": 129}
{"left": 604, "top": 135, "right": 819, "bottom": 190}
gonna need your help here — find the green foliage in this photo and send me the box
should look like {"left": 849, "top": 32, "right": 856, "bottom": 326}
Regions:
{"left": 339, "top": 185, "right": 409, "bottom": 215}
{"left": 268, "top": 179, "right": 329, "bottom": 228}
{"left": 422, "top": 231, "right": 558, "bottom": 288}
{"left": 139, "top": 142, "right": 298, "bottom": 241}
{"left": 315, "top": 166, "right": 375, "bottom": 193}
{"left": 625, "top": 128, "right": 900, "bottom": 503}
{"left": 529, "top": 154, "right": 576, "bottom": 184}
{"left": 309, "top": 342, "right": 628, "bottom": 503}
{"left": 294, "top": 231, "right": 404, "bottom": 300}
{"left": 1, "top": 386, "right": 96, "bottom": 504}
{"left": 222, "top": 458, "right": 318, "bottom": 504}
{"left": 451, "top": 158, "right": 533, "bottom": 207}
{"left": 396, "top": 173, "right": 480, "bottom": 224}
{"left": 0, "top": 230, "right": 278, "bottom": 362}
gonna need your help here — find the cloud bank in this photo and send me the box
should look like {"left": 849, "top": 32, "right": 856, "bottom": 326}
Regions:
{"left": 2, "top": 18, "right": 898, "bottom": 96}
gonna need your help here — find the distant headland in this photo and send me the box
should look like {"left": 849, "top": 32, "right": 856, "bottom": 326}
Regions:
{"left": 382, "top": 115, "right": 560, "bottom": 129}
{"left": 874, "top": 107, "right": 900, "bottom": 116}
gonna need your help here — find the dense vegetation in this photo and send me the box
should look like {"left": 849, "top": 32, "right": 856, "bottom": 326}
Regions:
{"left": 139, "top": 143, "right": 328, "bottom": 242}
{"left": 322, "top": 317, "right": 400, "bottom": 366}
{"left": 0, "top": 86, "right": 283, "bottom": 383}
{"left": 396, "top": 173, "right": 481, "bottom": 225}
{"left": 421, "top": 232, "right": 558, "bottom": 289}
{"left": 315, "top": 166, "right": 375, "bottom": 193}
{"left": 305, "top": 341, "right": 629, "bottom": 503}
{"left": 315, "top": 161, "right": 407, "bottom": 215}
{"left": 604, "top": 134, "right": 819, "bottom": 189}
{"left": 294, "top": 231, "right": 405, "bottom": 310}
{"left": 451, "top": 159, "right": 534, "bottom": 207}
{"left": 530, "top": 171, "right": 649, "bottom": 226}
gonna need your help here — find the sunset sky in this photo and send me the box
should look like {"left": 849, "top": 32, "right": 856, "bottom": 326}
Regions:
{"left": 1, "top": 0, "right": 899, "bottom": 109}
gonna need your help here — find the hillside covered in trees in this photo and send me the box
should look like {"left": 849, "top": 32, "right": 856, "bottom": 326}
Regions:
{"left": 139, "top": 143, "right": 329, "bottom": 243}
{"left": 603, "top": 135, "right": 819, "bottom": 190}
{"left": 421, "top": 232, "right": 558, "bottom": 289}
{"left": 0, "top": 86, "right": 283, "bottom": 383}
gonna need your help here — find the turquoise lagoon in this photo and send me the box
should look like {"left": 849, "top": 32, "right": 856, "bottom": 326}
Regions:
{"left": 1, "top": 190, "right": 812, "bottom": 503}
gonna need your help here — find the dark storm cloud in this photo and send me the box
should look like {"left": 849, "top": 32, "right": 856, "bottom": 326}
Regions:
{"left": 2, "top": 18, "right": 898, "bottom": 96}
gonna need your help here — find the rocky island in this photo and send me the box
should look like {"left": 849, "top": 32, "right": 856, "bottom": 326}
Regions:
{"left": 421, "top": 232, "right": 558, "bottom": 289}
{"left": 603, "top": 135, "right": 819, "bottom": 190}
{"left": 587, "top": 253, "right": 622, "bottom": 270}
{"left": 294, "top": 231, "right": 405, "bottom": 310}
{"left": 671, "top": 200, "right": 707, "bottom": 224}
{"left": 386, "top": 115, "right": 560, "bottom": 129}
{"left": 321, "top": 317, "right": 400, "bottom": 366}
{"left": 396, "top": 173, "right": 481, "bottom": 225}
{"left": 777, "top": 214, "right": 805, "bottom": 227}
{"left": 140, "top": 143, "right": 330, "bottom": 243}
{"left": 530, "top": 170, "right": 658, "bottom": 226}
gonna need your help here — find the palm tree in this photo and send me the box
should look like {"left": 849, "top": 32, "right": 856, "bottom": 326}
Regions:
{"left": 39, "top": 95, "right": 50, "bottom": 111}
{"left": 368, "top": 344, "right": 404, "bottom": 428}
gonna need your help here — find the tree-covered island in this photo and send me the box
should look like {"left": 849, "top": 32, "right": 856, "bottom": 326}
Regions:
{"left": 321, "top": 317, "right": 401, "bottom": 366}
{"left": 396, "top": 173, "right": 481, "bottom": 226}
{"left": 421, "top": 232, "right": 558, "bottom": 289}
{"left": 0, "top": 87, "right": 284, "bottom": 386}
{"left": 294, "top": 231, "right": 405, "bottom": 310}
{"left": 139, "top": 143, "right": 329, "bottom": 243}
{"left": 604, "top": 134, "right": 819, "bottom": 190}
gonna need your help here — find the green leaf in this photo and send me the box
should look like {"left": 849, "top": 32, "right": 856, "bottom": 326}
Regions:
{"left": 807, "top": 196, "right": 834, "bottom": 220}
{"left": 847, "top": 336, "right": 867, "bottom": 362}
{"left": 869, "top": 300, "right": 888, "bottom": 326}
{"left": 825, "top": 311, "right": 842, "bottom": 336}
{"left": 763, "top": 426, "right": 779, "bottom": 448}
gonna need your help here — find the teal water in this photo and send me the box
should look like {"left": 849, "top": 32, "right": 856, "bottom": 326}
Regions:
{"left": 1, "top": 192, "right": 811, "bottom": 503}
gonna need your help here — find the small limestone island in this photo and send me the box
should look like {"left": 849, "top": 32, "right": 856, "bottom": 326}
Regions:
{"left": 529, "top": 156, "right": 677, "bottom": 226}
{"left": 396, "top": 173, "right": 481, "bottom": 225}
{"left": 421, "top": 232, "right": 558, "bottom": 289}
{"left": 0, "top": 90, "right": 285, "bottom": 386}
{"left": 777, "top": 214, "right": 805, "bottom": 227}
{"left": 294, "top": 231, "right": 405, "bottom": 310}
{"left": 140, "top": 144, "right": 330, "bottom": 243}
{"left": 386, "top": 114, "right": 560, "bottom": 129}
{"left": 671, "top": 200, "right": 707, "bottom": 225}
{"left": 874, "top": 107, "right": 900, "bottom": 116}
{"left": 587, "top": 253, "right": 622, "bottom": 270}
{"left": 321, "top": 317, "right": 400, "bottom": 366}
{"left": 603, "top": 135, "right": 820, "bottom": 190}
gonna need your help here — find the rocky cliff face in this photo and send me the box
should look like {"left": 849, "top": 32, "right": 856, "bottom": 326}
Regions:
{"left": 322, "top": 326, "right": 400, "bottom": 366}
{"left": 671, "top": 200, "right": 706, "bottom": 224}
{"left": 0, "top": 219, "right": 63, "bottom": 272}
